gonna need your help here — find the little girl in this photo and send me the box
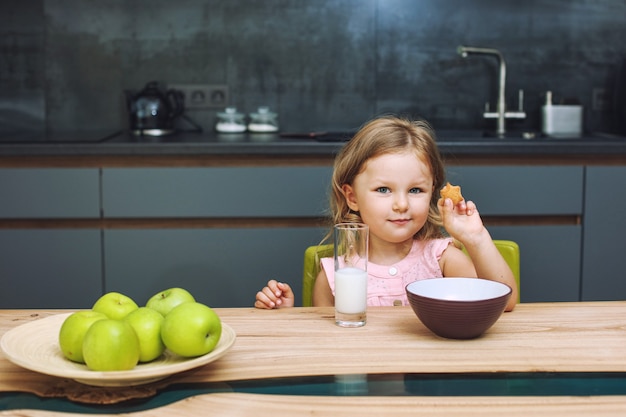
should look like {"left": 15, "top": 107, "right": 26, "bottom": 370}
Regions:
{"left": 255, "top": 116, "right": 517, "bottom": 311}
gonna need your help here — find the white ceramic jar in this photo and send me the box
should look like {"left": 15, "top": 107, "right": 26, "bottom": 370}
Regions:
{"left": 248, "top": 107, "right": 279, "bottom": 132}
{"left": 215, "top": 107, "right": 246, "bottom": 133}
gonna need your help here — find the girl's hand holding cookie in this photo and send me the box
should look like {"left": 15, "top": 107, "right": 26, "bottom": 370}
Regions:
{"left": 439, "top": 184, "right": 486, "bottom": 244}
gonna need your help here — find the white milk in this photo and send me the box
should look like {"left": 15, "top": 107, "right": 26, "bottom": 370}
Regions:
{"left": 334, "top": 267, "right": 368, "bottom": 314}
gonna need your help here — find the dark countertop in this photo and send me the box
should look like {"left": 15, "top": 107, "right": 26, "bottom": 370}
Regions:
{"left": 0, "top": 129, "right": 625, "bottom": 159}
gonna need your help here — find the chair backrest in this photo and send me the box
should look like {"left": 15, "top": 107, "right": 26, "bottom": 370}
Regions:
{"left": 302, "top": 244, "right": 334, "bottom": 307}
{"left": 301, "top": 239, "right": 520, "bottom": 307}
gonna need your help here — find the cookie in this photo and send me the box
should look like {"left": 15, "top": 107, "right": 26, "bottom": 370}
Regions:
{"left": 440, "top": 182, "right": 464, "bottom": 205}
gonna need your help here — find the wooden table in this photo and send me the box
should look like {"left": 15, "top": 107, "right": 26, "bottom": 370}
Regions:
{"left": 1, "top": 302, "right": 626, "bottom": 416}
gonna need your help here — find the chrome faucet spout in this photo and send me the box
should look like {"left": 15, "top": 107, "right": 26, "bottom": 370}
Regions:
{"left": 457, "top": 45, "right": 507, "bottom": 137}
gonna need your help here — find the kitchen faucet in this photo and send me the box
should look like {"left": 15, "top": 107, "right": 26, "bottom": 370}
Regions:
{"left": 457, "top": 45, "right": 526, "bottom": 137}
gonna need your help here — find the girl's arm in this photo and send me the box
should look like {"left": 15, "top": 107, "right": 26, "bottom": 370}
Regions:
{"left": 312, "top": 269, "right": 335, "bottom": 307}
{"left": 439, "top": 198, "right": 518, "bottom": 311}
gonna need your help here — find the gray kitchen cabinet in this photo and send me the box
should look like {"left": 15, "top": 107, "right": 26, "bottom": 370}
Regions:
{"left": 0, "top": 160, "right": 615, "bottom": 307}
{"left": 489, "top": 225, "right": 582, "bottom": 302}
{"left": 447, "top": 166, "right": 584, "bottom": 302}
{"left": 100, "top": 165, "right": 585, "bottom": 306}
{"left": 101, "top": 167, "right": 333, "bottom": 218}
{"left": 581, "top": 166, "right": 626, "bottom": 301}
{"left": 0, "top": 168, "right": 100, "bottom": 218}
{"left": 0, "top": 229, "right": 102, "bottom": 308}
{"left": 103, "top": 227, "right": 326, "bottom": 308}
{"left": 0, "top": 168, "right": 102, "bottom": 308}
{"left": 100, "top": 166, "right": 333, "bottom": 307}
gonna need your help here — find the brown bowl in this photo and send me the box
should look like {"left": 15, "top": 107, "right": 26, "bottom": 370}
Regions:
{"left": 406, "top": 278, "right": 512, "bottom": 339}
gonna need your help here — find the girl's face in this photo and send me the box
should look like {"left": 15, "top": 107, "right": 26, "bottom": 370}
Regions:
{"left": 342, "top": 150, "right": 434, "bottom": 246}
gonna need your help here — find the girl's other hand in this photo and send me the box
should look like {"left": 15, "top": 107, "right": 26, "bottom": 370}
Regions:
{"left": 254, "top": 280, "right": 295, "bottom": 309}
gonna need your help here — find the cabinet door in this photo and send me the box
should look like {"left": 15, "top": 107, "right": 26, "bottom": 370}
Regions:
{"left": 489, "top": 225, "right": 581, "bottom": 302}
{"left": 445, "top": 166, "right": 583, "bottom": 215}
{"left": 0, "top": 168, "right": 100, "bottom": 218}
{"left": 103, "top": 227, "right": 327, "bottom": 308}
{"left": 102, "top": 167, "right": 333, "bottom": 218}
{"left": 581, "top": 167, "right": 626, "bottom": 300}
{"left": 0, "top": 230, "right": 102, "bottom": 308}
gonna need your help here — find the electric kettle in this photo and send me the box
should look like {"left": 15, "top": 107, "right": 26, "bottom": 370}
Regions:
{"left": 125, "top": 81, "right": 184, "bottom": 136}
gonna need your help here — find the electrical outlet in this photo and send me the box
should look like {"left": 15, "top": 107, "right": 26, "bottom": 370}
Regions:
{"left": 169, "top": 84, "right": 229, "bottom": 109}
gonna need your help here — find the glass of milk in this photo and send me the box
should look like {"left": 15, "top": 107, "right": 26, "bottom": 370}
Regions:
{"left": 334, "top": 223, "right": 368, "bottom": 327}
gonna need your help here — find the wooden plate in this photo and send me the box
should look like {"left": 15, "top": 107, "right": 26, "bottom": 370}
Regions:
{"left": 0, "top": 312, "right": 236, "bottom": 387}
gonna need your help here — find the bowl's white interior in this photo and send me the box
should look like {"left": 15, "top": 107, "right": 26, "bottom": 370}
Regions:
{"left": 406, "top": 278, "right": 510, "bottom": 301}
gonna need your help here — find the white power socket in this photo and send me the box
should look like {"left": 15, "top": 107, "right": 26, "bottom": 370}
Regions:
{"left": 169, "top": 84, "right": 229, "bottom": 109}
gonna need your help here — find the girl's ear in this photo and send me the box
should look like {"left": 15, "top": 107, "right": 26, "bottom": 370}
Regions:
{"left": 342, "top": 184, "right": 359, "bottom": 211}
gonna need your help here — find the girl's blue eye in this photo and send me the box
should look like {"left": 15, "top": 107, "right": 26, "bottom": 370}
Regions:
{"left": 409, "top": 188, "right": 421, "bottom": 194}
{"left": 376, "top": 187, "right": 390, "bottom": 193}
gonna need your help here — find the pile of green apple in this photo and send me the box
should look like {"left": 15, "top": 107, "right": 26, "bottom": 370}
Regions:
{"left": 58, "top": 288, "right": 222, "bottom": 371}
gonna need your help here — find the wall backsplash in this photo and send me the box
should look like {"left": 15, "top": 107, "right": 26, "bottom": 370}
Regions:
{"left": 1, "top": 0, "right": 624, "bottom": 136}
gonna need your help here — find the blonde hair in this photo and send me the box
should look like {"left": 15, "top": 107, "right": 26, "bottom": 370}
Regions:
{"left": 327, "top": 116, "right": 446, "bottom": 241}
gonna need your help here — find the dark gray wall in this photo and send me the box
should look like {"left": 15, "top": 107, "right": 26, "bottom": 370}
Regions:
{"left": 1, "top": 0, "right": 624, "bottom": 135}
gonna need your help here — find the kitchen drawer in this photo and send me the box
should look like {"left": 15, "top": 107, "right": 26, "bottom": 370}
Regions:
{"left": 103, "top": 227, "right": 326, "bottom": 307}
{"left": 102, "top": 167, "right": 333, "bottom": 218}
{"left": 445, "top": 166, "right": 583, "bottom": 215}
{"left": 489, "top": 225, "right": 581, "bottom": 302}
{"left": 0, "top": 168, "right": 100, "bottom": 218}
{"left": 0, "top": 229, "right": 102, "bottom": 308}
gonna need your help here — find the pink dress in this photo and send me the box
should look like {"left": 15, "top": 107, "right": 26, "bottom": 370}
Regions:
{"left": 320, "top": 238, "right": 453, "bottom": 307}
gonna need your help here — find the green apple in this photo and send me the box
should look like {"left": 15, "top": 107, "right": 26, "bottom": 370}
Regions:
{"left": 161, "top": 302, "right": 222, "bottom": 358}
{"left": 145, "top": 287, "right": 195, "bottom": 317}
{"left": 124, "top": 307, "right": 165, "bottom": 363}
{"left": 92, "top": 291, "right": 139, "bottom": 320}
{"left": 58, "top": 310, "right": 108, "bottom": 363}
{"left": 82, "top": 319, "right": 140, "bottom": 371}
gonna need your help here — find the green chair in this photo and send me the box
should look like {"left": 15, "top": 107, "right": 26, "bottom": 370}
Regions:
{"left": 302, "top": 244, "right": 334, "bottom": 307}
{"left": 301, "top": 240, "right": 520, "bottom": 307}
